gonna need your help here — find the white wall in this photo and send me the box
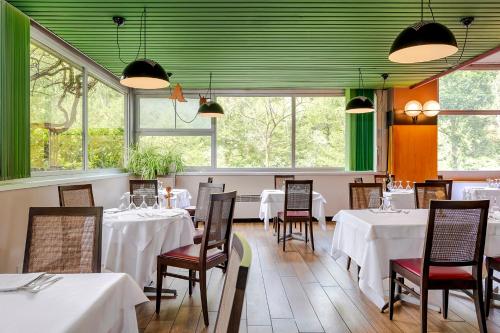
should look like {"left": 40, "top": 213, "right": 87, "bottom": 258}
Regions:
{"left": 0, "top": 175, "right": 128, "bottom": 273}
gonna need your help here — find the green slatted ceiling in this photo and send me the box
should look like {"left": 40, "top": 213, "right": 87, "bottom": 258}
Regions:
{"left": 7, "top": 0, "right": 500, "bottom": 89}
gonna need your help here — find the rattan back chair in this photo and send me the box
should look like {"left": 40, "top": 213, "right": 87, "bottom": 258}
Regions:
{"left": 23, "top": 207, "right": 103, "bottom": 273}
{"left": 353, "top": 177, "right": 364, "bottom": 183}
{"left": 425, "top": 179, "right": 453, "bottom": 200}
{"left": 389, "top": 200, "right": 490, "bottom": 333}
{"left": 58, "top": 184, "right": 95, "bottom": 207}
{"left": 414, "top": 182, "right": 448, "bottom": 209}
{"left": 156, "top": 191, "right": 237, "bottom": 327}
{"left": 274, "top": 175, "right": 295, "bottom": 190}
{"left": 214, "top": 233, "right": 252, "bottom": 333}
{"left": 194, "top": 182, "right": 225, "bottom": 226}
{"left": 130, "top": 179, "right": 158, "bottom": 206}
{"left": 349, "top": 183, "right": 383, "bottom": 209}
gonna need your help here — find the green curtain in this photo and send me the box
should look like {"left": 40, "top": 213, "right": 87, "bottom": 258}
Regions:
{"left": 345, "top": 89, "right": 374, "bottom": 171}
{"left": 0, "top": 0, "right": 30, "bottom": 180}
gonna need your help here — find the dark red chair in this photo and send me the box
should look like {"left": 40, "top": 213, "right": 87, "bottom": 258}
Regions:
{"left": 156, "top": 191, "right": 236, "bottom": 327}
{"left": 389, "top": 200, "right": 490, "bottom": 333}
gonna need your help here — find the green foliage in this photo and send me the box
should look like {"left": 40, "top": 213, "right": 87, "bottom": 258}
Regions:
{"left": 438, "top": 71, "right": 500, "bottom": 171}
{"left": 126, "top": 144, "right": 185, "bottom": 179}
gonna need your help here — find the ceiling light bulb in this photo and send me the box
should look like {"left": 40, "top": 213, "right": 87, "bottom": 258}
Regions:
{"left": 423, "top": 100, "right": 440, "bottom": 117}
{"left": 404, "top": 100, "right": 422, "bottom": 117}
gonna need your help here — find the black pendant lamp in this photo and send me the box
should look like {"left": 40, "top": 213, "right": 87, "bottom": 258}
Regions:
{"left": 346, "top": 69, "right": 374, "bottom": 114}
{"left": 389, "top": 0, "right": 458, "bottom": 63}
{"left": 198, "top": 73, "right": 224, "bottom": 117}
{"left": 118, "top": 8, "right": 171, "bottom": 89}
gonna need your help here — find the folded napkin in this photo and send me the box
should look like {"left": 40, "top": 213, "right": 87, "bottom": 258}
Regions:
{"left": 491, "top": 211, "right": 500, "bottom": 220}
{"left": 0, "top": 273, "right": 45, "bottom": 292}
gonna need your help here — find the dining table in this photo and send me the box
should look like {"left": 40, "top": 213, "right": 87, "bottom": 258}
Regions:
{"left": 0, "top": 273, "right": 148, "bottom": 333}
{"left": 383, "top": 189, "right": 415, "bottom": 209}
{"left": 463, "top": 186, "right": 500, "bottom": 205}
{"left": 102, "top": 208, "right": 195, "bottom": 288}
{"left": 330, "top": 209, "right": 500, "bottom": 310}
{"left": 259, "top": 189, "right": 327, "bottom": 230}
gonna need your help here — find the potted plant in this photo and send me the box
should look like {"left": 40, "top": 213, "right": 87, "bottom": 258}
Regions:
{"left": 126, "top": 145, "right": 185, "bottom": 182}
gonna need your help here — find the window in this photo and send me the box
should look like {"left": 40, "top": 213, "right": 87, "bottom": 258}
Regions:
{"left": 30, "top": 42, "right": 83, "bottom": 171}
{"left": 87, "top": 76, "right": 125, "bottom": 169}
{"left": 217, "top": 97, "right": 292, "bottom": 168}
{"left": 438, "top": 70, "right": 500, "bottom": 170}
{"left": 295, "top": 96, "right": 345, "bottom": 167}
{"left": 139, "top": 136, "right": 211, "bottom": 167}
{"left": 29, "top": 41, "right": 127, "bottom": 172}
{"left": 139, "top": 97, "right": 210, "bottom": 129}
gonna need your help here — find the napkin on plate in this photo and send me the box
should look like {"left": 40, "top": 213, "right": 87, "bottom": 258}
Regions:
{"left": 0, "top": 273, "right": 46, "bottom": 292}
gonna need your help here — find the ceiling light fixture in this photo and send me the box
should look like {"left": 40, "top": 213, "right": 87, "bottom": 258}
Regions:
{"left": 346, "top": 68, "right": 375, "bottom": 113}
{"left": 389, "top": 0, "right": 458, "bottom": 63}
{"left": 404, "top": 100, "right": 423, "bottom": 117}
{"left": 422, "top": 100, "right": 440, "bottom": 117}
{"left": 198, "top": 72, "right": 224, "bottom": 117}
{"left": 115, "top": 8, "right": 172, "bottom": 89}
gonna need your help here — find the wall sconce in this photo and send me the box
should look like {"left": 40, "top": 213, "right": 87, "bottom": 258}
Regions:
{"left": 404, "top": 99, "right": 440, "bottom": 122}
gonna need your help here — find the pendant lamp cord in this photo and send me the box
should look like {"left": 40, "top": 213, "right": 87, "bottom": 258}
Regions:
{"left": 115, "top": 9, "right": 145, "bottom": 63}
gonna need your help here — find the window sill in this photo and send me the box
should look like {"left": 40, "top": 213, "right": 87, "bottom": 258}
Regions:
{"left": 0, "top": 171, "right": 129, "bottom": 192}
{"left": 178, "top": 169, "right": 378, "bottom": 176}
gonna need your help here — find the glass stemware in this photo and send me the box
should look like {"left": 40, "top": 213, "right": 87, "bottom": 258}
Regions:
{"left": 140, "top": 194, "right": 148, "bottom": 209}
{"left": 152, "top": 196, "right": 160, "bottom": 209}
{"left": 397, "top": 180, "right": 403, "bottom": 190}
{"left": 128, "top": 194, "right": 137, "bottom": 210}
{"left": 118, "top": 194, "right": 127, "bottom": 210}
{"left": 405, "top": 181, "right": 412, "bottom": 191}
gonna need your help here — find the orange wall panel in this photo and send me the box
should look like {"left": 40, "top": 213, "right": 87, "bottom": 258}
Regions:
{"left": 392, "top": 125, "right": 438, "bottom": 182}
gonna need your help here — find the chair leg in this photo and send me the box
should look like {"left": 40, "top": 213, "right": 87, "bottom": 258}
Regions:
{"left": 283, "top": 220, "right": 286, "bottom": 251}
{"left": 309, "top": 220, "right": 315, "bottom": 251}
{"left": 300, "top": 222, "right": 302, "bottom": 232}
{"left": 442, "top": 289, "right": 449, "bottom": 319}
{"left": 486, "top": 261, "right": 493, "bottom": 317}
{"left": 420, "top": 287, "right": 428, "bottom": 333}
{"left": 305, "top": 222, "right": 308, "bottom": 244}
{"left": 156, "top": 263, "right": 164, "bottom": 314}
{"left": 347, "top": 257, "right": 352, "bottom": 271}
{"left": 473, "top": 283, "right": 488, "bottom": 333}
{"left": 277, "top": 221, "right": 280, "bottom": 244}
{"left": 188, "top": 270, "right": 193, "bottom": 296}
{"left": 200, "top": 270, "right": 209, "bottom": 326}
{"left": 389, "top": 267, "right": 396, "bottom": 320}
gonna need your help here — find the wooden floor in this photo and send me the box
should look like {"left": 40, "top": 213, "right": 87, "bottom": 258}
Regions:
{"left": 137, "top": 222, "right": 500, "bottom": 333}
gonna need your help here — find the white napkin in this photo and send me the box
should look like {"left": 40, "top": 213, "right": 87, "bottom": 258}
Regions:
{"left": 0, "top": 273, "right": 45, "bottom": 292}
{"left": 491, "top": 211, "right": 500, "bottom": 220}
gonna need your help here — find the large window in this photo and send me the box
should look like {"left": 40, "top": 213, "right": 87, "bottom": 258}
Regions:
{"left": 135, "top": 94, "right": 346, "bottom": 169}
{"left": 29, "top": 41, "right": 127, "bottom": 172}
{"left": 438, "top": 70, "right": 500, "bottom": 170}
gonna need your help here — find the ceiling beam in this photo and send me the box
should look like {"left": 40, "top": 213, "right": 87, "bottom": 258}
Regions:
{"left": 410, "top": 45, "right": 500, "bottom": 89}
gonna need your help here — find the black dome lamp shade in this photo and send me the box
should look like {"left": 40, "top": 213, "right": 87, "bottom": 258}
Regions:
{"left": 121, "top": 59, "right": 171, "bottom": 89}
{"left": 116, "top": 8, "right": 171, "bottom": 89}
{"left": 389, "top": 0, "right": 458, "bottom": 63}
{"left": 198, "top": 72, "right": 224, "bottom": 118}
{"left": 346, "top": 68, "right": 375, "bottom": 114}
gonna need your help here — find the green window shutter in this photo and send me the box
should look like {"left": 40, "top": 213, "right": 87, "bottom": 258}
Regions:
{"left": 0, "top": 0, "right": 30, "bottom": 180}
{"left": 345, "top": 89, "right": 374, "bottom": 171}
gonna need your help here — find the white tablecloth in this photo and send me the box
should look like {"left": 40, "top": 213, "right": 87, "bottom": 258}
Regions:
{"left": 124, "top": 188, "right": 192, "bottom": 209}
{"left": 383, "top": 190, "right": 415, "bottom": 209}
{"left": 463, "top": 187, "right": 500, "bottom": 205}
{"left": 259, "top": 189, "right": 327, "bottom": 230}
{"left": 102, "top": 208, "right": 195, "bottom": 287}
{"left": 331, "top": 209, "right": 500, "bottom": 309}
{"left": 0, "top": 273, "right": 148, "bottom": 333}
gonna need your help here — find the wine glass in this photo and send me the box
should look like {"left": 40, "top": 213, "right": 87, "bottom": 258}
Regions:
{"left": 152, "top": 196, "right": 160, "bottom": 209}
{"left": 405, "top": 181, "right": 412, "bottom": 191}
{"left": 387, "top": 180, "right": 393, "bottom": 192}
{"left": 140, "top": 195, "right": 148, "bottom": 209}
{"left": 378, "top": 197, "right": 385, "bottom": 211}
{"left": 118, "top": 194, "right": 127, "bottom": 210}
{"left": 397, "top": 180, "right": 403, "bottom": 190}
{"left": 128, "top": 194, "right": 137, "bottom": 210}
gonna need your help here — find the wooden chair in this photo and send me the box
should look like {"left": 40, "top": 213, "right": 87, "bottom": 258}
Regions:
{"left": 374, "top": 174, "right": 395, "bottom": 191}
{"left": 425, "top": 179, "right": 453, "bottom": 200}
{"left": 485, "top": 256, "right": 500, "bottom": 316}
{"left": 437, "top": 175, "right": 444, "bottom": 180}
{"left": 276, "top": 180, "right": 314, "bottom": 252}
{"left": 156, "top": 191, "right": 237, "bottom": 326}
{"left": 347, "top": 183, "right": 383, "bottom": 271}
{"left": 414, "top": 182, "right": 448, "bottom": 209}
{"left": 274, "top": 175, "right": 295, "bottom": 190}
{"left": 58, "top": 184, "right": 95, "bottom": 207}
{"left": 23, "top": 207, "right": 103, "bottom": 273}
{"left": 353, "top": 177, "right": 364, "bottom": 183}
{"left": 130, "top": 179, "right": 158, "bottom": 206}
{"left": 389, "top": 200, "right": 489, "bottom": 333}
{"left": 214, "top": 232, "right": 252, "bottom": 333}
{"left": 207, "top": 177, "right": 214, "bottom": 183}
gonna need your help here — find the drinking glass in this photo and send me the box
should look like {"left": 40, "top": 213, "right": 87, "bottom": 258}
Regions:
{"left": 397, "top": 180, "right": 403, "bottom": 190}
{"left": 128, "top": 194, "right": 137, "bottom": 210}
{"left": 405, "top": 181, "right": 412, "bottom": 191}
{"left": 387, "top": 180, "right": 393, "bottom": 192}
{"left": 140, "top": 195, "right": 148, "bottom": 209}
{"left": 118, "top": 194, "right": 127, "bottom": 210}
{"left": 152, "top": 196, "right": 160, "bottom": 209}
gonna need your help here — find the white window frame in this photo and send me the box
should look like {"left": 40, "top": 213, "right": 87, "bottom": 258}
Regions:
{"left": 30, "top": 24, "right": 130, "bottom": 176}
{"left": 134, "top": 88, "right": 349, "bottom": 172}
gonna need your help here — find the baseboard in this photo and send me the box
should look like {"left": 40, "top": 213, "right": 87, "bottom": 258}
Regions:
{"left": 234, "top": 217, "right": 334, "bottom": 223}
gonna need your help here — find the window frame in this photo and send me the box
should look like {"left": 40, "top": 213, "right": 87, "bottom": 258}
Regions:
{"left": 30, "top": 24, "right": 130, "bottom": 176}
{"left": 134, "top": 89, "right": 347, "bottom": 171}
